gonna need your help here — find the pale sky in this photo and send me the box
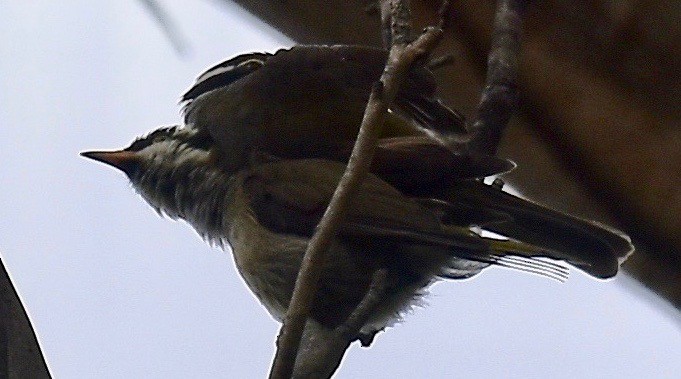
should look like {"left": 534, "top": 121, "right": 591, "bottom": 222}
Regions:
{"left": 0, "top": 1, "right": 679, "bottom": 378}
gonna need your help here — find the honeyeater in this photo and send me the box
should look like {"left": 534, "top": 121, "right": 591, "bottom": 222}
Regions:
{"left": 82, "top": 45, "right": 633, "bottom": 339}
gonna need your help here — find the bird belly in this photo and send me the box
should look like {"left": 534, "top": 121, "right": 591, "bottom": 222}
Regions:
{"left": 226, "top": 210, "right": 431, "bottom": 333}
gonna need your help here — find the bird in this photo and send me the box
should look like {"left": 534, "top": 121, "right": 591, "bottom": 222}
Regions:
{"left": 82, "top": 45, "right": 633, "bottom": 340}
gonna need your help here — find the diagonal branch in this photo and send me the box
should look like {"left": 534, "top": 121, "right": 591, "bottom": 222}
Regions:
{"left": 268, "top": 1, "right": 445, "bottom": 378}
{"left": 336, "top": 269, "right": 389, "bottom": 342}
{"left": 290, "top": 269, "right": 390, "bottom": 378}
{"left": 467, "top": 0, "right": 527, "bottom": 155}
{"left": 137, "top": 0, "right": 189, "bottom": 55}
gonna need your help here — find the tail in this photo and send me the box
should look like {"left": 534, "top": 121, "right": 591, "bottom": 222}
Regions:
{"left": 436, "top": 225, "right": 571, "bottom": 282}
{"left": 443, "top": 181, "right": 634, "bottom": 279}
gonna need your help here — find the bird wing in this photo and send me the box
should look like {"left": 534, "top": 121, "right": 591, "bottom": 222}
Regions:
{"left": 369, "top": 136, "right": 515, "bottom": 189}
{"left": 181, "top": 52, "right": 272, "bottom": 102}
{"left": 181, "top": 45, "right": 468, "bottom": 138}
{"left": 240, "top": 159, "right": 461, "bottom": 242}
{"left": 180, "top": 47, "right": 631, "bottom": 280}
{"left": 239, "top": 159, "right": 574, "bottom": 281}
{"left": 181, "top": 45, "right": 491, "bottom": 185}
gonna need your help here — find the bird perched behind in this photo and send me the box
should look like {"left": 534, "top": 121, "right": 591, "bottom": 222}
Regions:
{"left": 82, "top": 45, "right": 633, "bottom": 338}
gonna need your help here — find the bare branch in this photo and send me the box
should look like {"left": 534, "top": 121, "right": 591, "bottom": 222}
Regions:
{"left": 138, "top": 0, "right": 189, "bottom": 56}
{"left": 381, "top": 0, "right": 416, "bottom": 48}
{"left": 290, "top": 269, "right": 390, "bottom": 378}
{"left": 380, "top": 0, "right": 392, "bottom": 48}
{"left": 268, "top": 2, "right": 445, "bottom": 377}
{"left": 336, "top": 269, "right": 389, "bottom": 341}
{"left": 436, "top": 0, "right": 452, "bottom": 30}
{"left": 467, "top": 0, "right": 527, "bottom": 155}
{"left": 389, "top": 0, "right": 414, "bottom": 46}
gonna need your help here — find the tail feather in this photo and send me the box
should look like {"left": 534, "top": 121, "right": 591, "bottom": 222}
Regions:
{"left": 394, "top": 96, "right": 468, "bottom": 137}
{"left": 382, "top": 221, "right": 573, "bottom": 281}
{"left": 490, "top": 256, "right": 569, "bottom": 282}
{"left": 467, "top": 236, "right": 570, "bottom": 282}
{"left": 444, "top": 181, "right": 634, "bottom": 278}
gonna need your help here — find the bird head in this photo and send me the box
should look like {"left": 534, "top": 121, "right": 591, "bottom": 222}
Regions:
{"left": 81, "top": 126, "right": 220, "bottom": 221}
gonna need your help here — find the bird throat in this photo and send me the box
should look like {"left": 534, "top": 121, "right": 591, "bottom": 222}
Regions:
{"left": 133, "top": 147, "right": 236, "bottom": 246}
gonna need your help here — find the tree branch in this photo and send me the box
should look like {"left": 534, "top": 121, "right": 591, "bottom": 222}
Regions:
{"left": 268, "top": 1, "right": 444, "bottom": 377}
{"left": 467, "top": 0, "right": 526, "bottom": 155}
{"left": 137, "top": 0, "right": 189, "bottom": 55}
{"left": 336, "top": 269, "right": 389, "bottom": 342}
{"left": 290, "top": 269, "right": 390, "bottom": 378}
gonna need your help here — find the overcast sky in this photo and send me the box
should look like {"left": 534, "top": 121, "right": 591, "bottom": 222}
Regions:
{"left": 1, "top": 1, "right": 679, "bottom": 378}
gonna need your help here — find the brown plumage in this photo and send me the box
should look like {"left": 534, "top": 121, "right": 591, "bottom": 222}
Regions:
{"left": 82, "top": 45, "right": 633, "bottom": 336}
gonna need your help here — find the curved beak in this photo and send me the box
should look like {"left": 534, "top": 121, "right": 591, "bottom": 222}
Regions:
{"left": 80, "top": 150, "right": 139, "bottom": 174}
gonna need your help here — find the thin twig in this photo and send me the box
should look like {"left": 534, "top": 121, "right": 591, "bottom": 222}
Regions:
{"left": 290, "top": 270, "right": 390, "bottom": 378}
{"left": 336, "top": 269, "right": 389, "bottom": 342}
{"left": 268, "top": 1, "right": 445, "bottom": 377}
{"left": 437, "top": 0, "right": 452, "bottom": 30}
{"left": 467, "top": 0, "right": 526, "bottom": 155}
{"left": 390, "top": 0, "right": 414, "bottom": 45}
{"left": 382, "top": 0, "right": 414, "bottom": 48}
{"left": 380, "top": 0, "right": 393, "bottom": 48}
{"left": 138, "top": 0, "right": 189, "bottom": 56}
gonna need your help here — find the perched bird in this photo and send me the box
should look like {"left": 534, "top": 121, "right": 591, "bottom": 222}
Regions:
{"left": 82, "top": 45, "right": 633, "bottom": 338}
